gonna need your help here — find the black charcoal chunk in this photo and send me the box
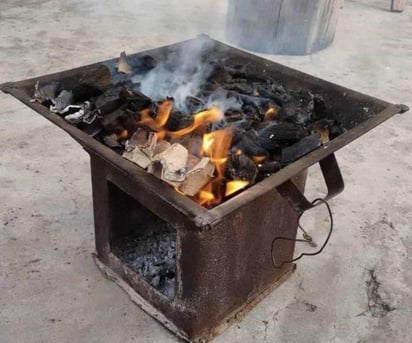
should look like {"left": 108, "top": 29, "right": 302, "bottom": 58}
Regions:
{"left": 280, "top": 90, "right": 315, "bottom": 125}
{"left": 256, "top": 85, "right": 291, "bottom": 106}
{"left": 258, "top": 161, "right": 281, "bottom": 173}
{"left": 95, "top": 86, "right": 124, "bottom": 115}
{"left": 281, "top": 133, "right": 322, "bottom": 164}
{"left": 238, "top": 94, "right": 277, "bottom": 112}
{"left": 224, "top": 108, "right": 243, "bottom": 122}
{"left": 207, "top": 60, "right": 232, "bottom": 84}
{"left": 79, "top": 64, "right": 112, "bottom": 91}
{"left": 233, "top": 129, "right": 268, "bottom": 157}
{"left": 242, "top": 104, "right": 263, "bottom": 123}
{"left": 226, "top": 152, "right": 258, "bottom": 184}
{"left": 102, "top": 107, "right": 128, "bottom": 129}
{"left": 166, "top": 111, "right": 194, "bottom": 131}
{"left": 258, "top": 122, "right": 308, "bottom": 151}
{"left": 121, "top": 86, "right": 152, "bottom": 112}
{"left": 224, "top": 83, "right": 255, "bottom": 95}
{"left": 313, "top": 94, "right": 327, "bottom": 120}
{"left": 72, "top": 84, "right": 103, "bottom": 103}
{"left": 224, "top": 66, "right": 269, "bottom": 83}
{"left": 132, "top": 55, "right": 157, "bottom": 73}
{"left": 211, "top": 118, "right": 228, "bottom": 131}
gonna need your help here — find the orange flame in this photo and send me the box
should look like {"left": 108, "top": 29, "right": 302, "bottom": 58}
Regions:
{"left": 225, "top": 180, "right": 249, "bottom": 197}
{"left": 136, "top": 100, "right": 240, "bottom": 208}
{"left": 197, "top": 128, "right": 233, "bottom": 207}
{"left": 138, "top": 106, "right": 223, "bottom": 140}
{"left": 265, "top": 107, "right": 279, "bottom": 119}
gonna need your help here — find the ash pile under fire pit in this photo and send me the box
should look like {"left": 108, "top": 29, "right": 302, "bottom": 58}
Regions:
{"left": 0, "top": 36, "right": 408, "bottom": 342}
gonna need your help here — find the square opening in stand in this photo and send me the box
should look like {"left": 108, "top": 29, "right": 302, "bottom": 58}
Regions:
{"left": 109, "top": 183, "right": 177, "bottom": 299}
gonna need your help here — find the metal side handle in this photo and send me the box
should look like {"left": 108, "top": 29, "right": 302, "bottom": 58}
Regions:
{"left": 277, "top": 153, "right": 344, "bottom": 213}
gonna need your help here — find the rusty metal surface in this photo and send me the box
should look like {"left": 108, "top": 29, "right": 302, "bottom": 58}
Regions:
{"left": 0, "top": 36, "right": 408, "bottom": 341}
{"left": 89, "top": 152, "right": 307, "bottom": 340}
{"left": 277, "top": 153, "right": 344, "bottom": 213}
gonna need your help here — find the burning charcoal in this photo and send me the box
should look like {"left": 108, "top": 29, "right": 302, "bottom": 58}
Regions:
{"left": 185, "top": 96, "right": 205, "bottom": 113}
{"left": 50, "top": 90, "right": 73, "bottom": 113}
{"left": 281, "top": 133, "right": 322, "bottom": 165}
{"left": 95, "top": 86, "right": 124, "bottom": 115}
{"left": 318, "top": 127, "right": 330, "bottom": 144}
{"left": 120, "top": 85, "right": 152, "bottom": 111}
{"left": 32, "top": 81, "right": 61, "bottom": 104}
{"left": 224, "top": 108, "right": 243, "bottom": 122}
{"left": 233, "top": 129, "right": 268, "bottom": 157}
{"left": 226, "top": 152, "right": 258, "bottom": 184}
{"left": 72, "top": 84, "right": 103, "bottom": 103}
{"left": 102, "top": 106, "right": 128, "bottom": 129}
{"left": 258, "top": 122, "right": 308, "bottom": 151}
{"left": 264, "top": 106, "right": 280, "bottom": 120}
{"left": 152, "top": 143, "right": 189, "bottom": 183}
{"left": 166, "top": 111, "right": 194, "bottom": 132}
{"left": 118, "top": 51, "right": 132, "bottom": 75}
{"left": 211, "top": 118, "right": 228, "bottom": 131}
{"left": 79, "top": 64, "right": 112, "bottom": 91}
{"left": 63, "top": 101, "right": 93, "bottom": 124}
{"left": 179, "top": 157, "right": 215, "bottom": 196}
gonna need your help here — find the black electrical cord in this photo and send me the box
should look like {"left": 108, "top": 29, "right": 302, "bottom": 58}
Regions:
{"left": 271, "top": 198, "right": 333, "bottom": 269}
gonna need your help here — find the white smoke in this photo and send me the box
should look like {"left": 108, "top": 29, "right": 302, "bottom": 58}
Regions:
{"left": 135, "top": 37, "right": 241, "bottom": 113}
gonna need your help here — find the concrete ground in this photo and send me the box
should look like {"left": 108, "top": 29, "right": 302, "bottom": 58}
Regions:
{"left": 0, "top": 0, "right": 411, "bottom": 342}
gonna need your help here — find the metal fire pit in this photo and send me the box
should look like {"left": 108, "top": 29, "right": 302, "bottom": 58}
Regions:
{"left": 0, "top": 36, "right": 407, "bottom": 342}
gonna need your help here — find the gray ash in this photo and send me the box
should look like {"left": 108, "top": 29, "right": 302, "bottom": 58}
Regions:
{"left": 112, "top": 225, "right": 177, "bottom": 299}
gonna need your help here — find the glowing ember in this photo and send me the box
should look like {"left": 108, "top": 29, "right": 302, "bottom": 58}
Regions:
{"left": 252, "top": 156, "right": 266, "bottom": 163}
{"left": 265, "top": 107, "right": 279, "bottom": 119}
{"left": 225, "top": 180, "right": 249, "bottom": 197}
